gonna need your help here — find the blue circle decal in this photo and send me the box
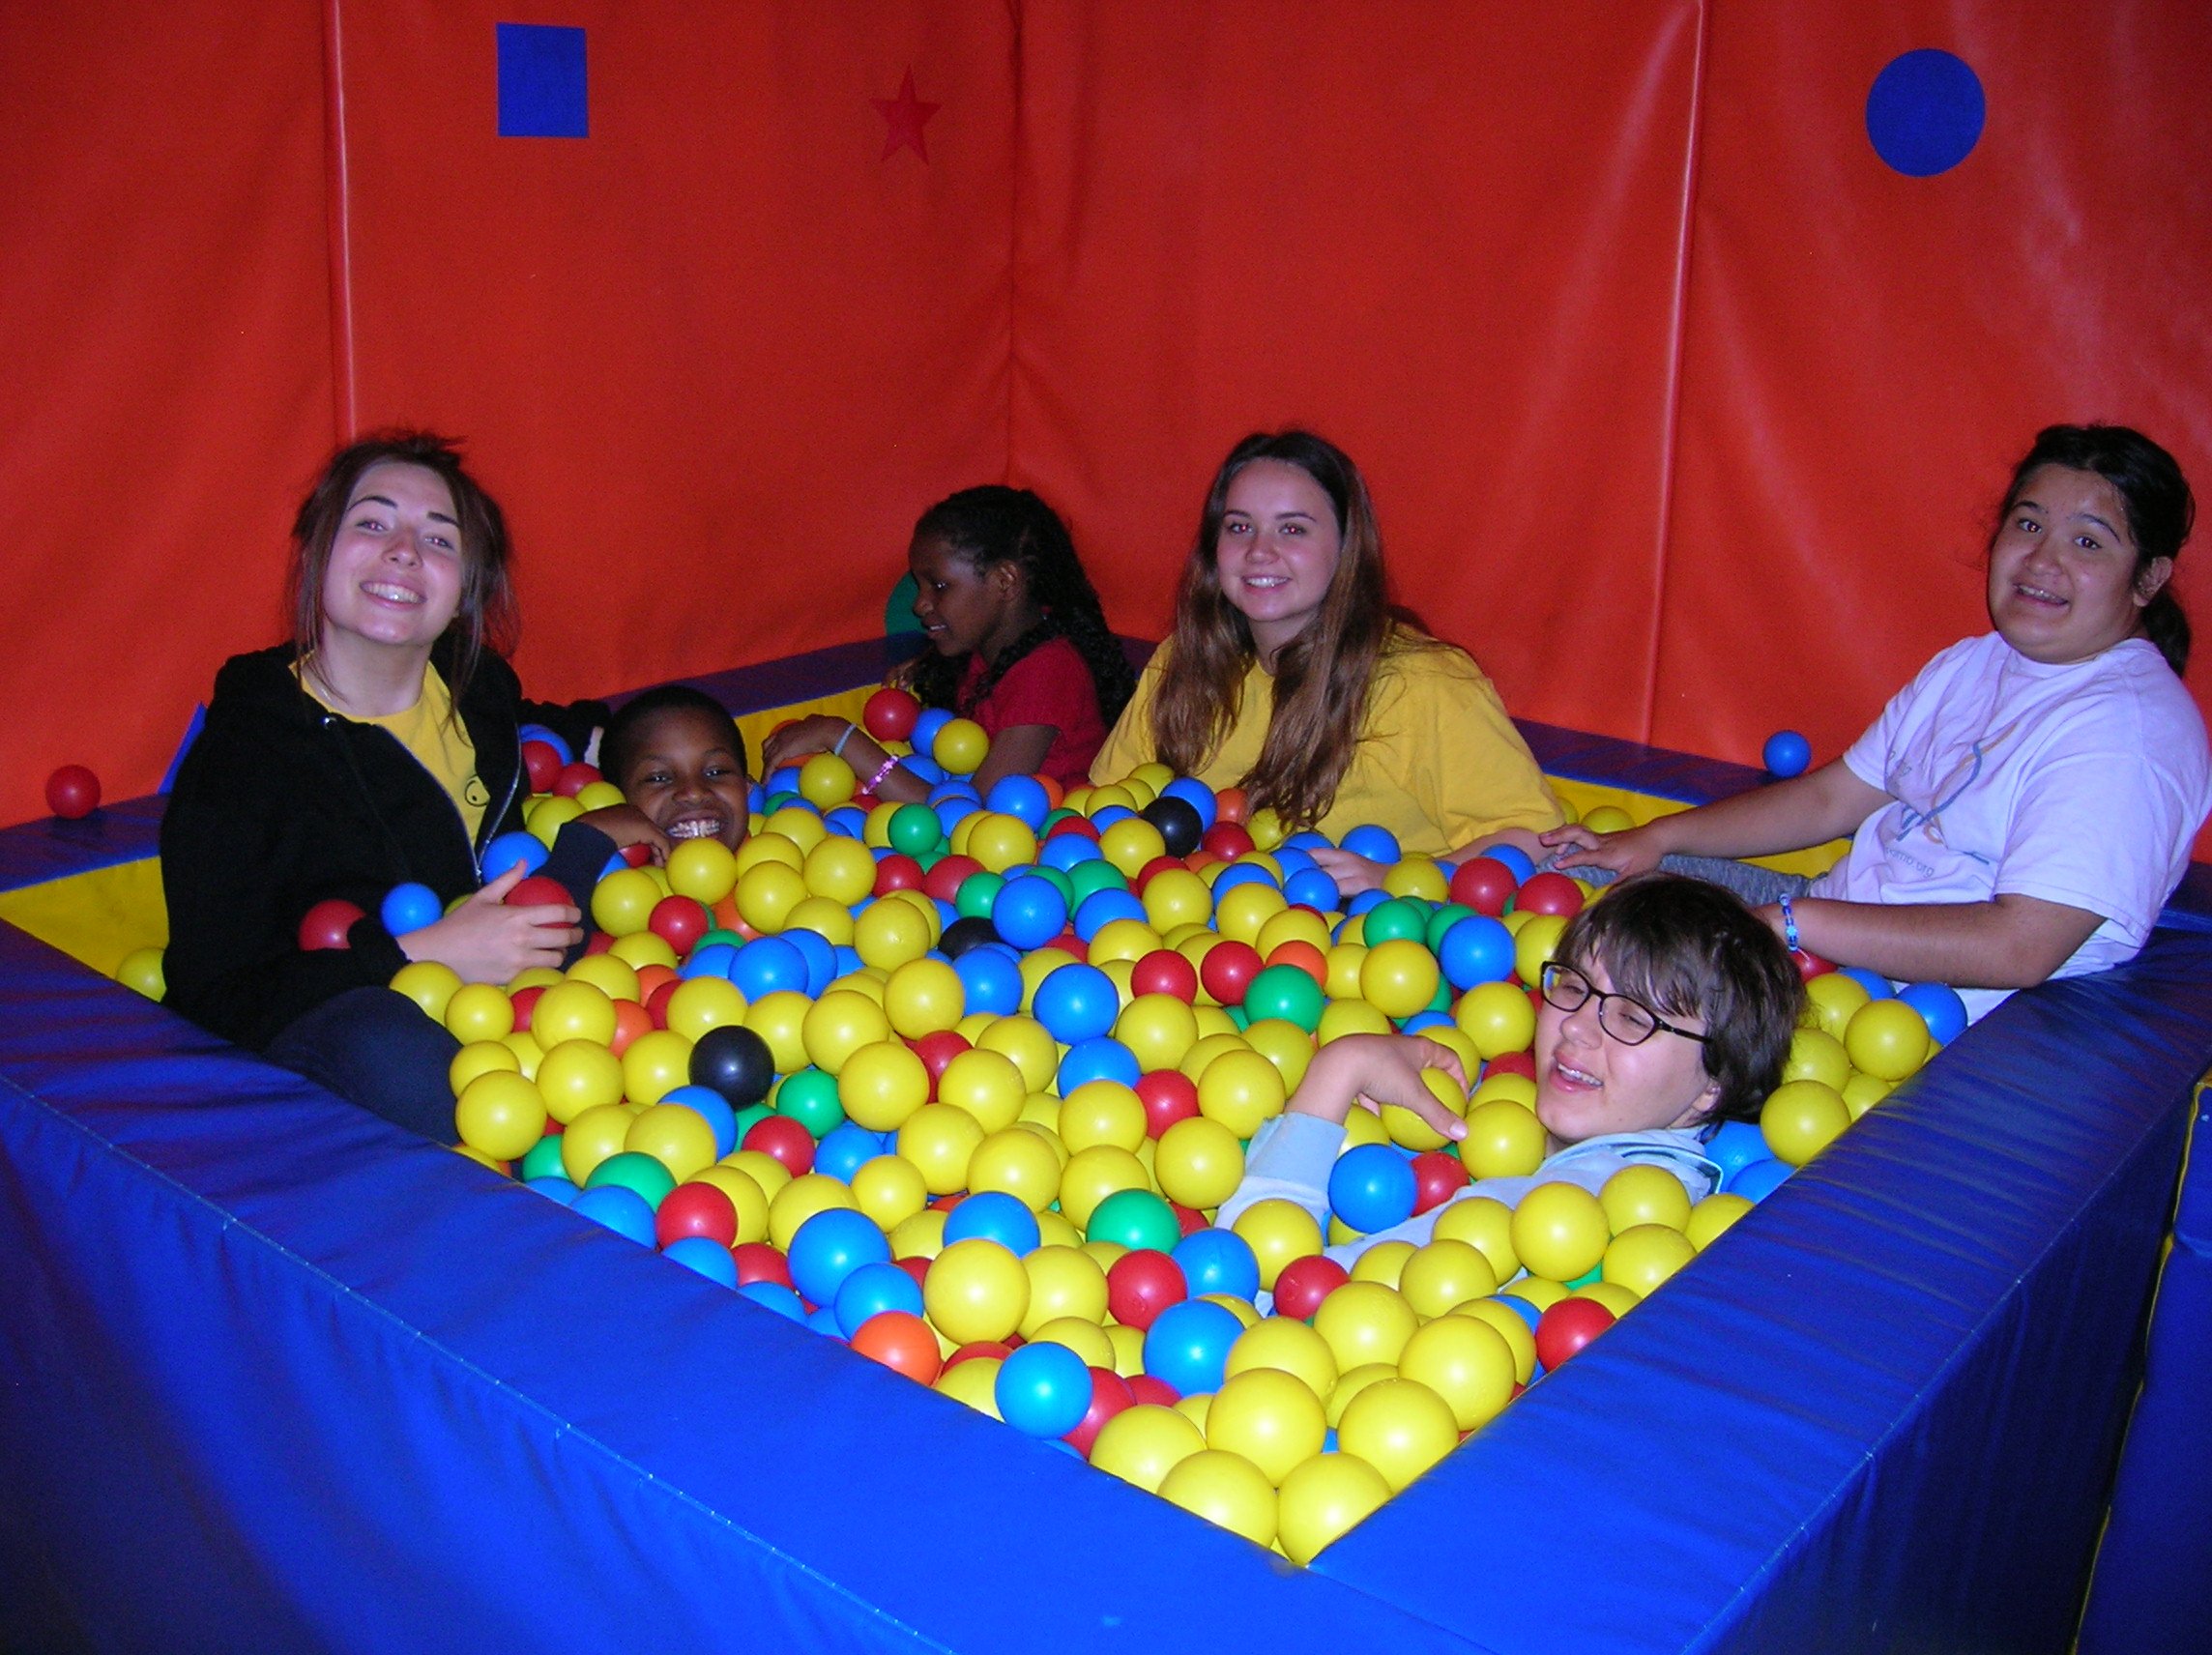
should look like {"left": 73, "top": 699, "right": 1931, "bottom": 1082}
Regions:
{"left": 1865, "top": 49, "right": 1985, "bottom": 177}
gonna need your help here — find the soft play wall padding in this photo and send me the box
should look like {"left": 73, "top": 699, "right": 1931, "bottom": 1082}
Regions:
{"left": 4, "top": 2, "right": 2209, "bottom": 848}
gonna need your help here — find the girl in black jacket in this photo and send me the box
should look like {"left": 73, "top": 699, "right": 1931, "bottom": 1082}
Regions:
{"left": 160, "top": 432, "right": 664, "bottom": 1137}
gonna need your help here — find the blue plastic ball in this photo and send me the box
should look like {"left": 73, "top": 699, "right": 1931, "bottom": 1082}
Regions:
{"left": 1074, "top": 887, "right": 1148, "bottom": 941}
{"left": 658, "top": 1084, "right": 740, "bottom": 1157}
{"left": 1327, "top": 1143, "right": 1418, "bottom": 1233}
{"left": 1284, "top": 867, "right": 1343, "bottom": 914}
{"left": 739, "top": 1281, "right": 807, "bottom": 1321}
{"left": 1438, "top": 914, "right": 1517, "bottom": 989}
{"left": 1762, "top": 730, "right": 1813, "bottom": 778}
{"left": 1088, "top": 804, "right": 1136, "bottom": 831}
{"left": 832, "top": 1259, "right": 926, "bottom": 1337}
{"left": 1839, "top": 967, "right": 1895, "bottom": 1001}
{"left": 991, "top": 875, "right": 1070, "bottom": 951}
{"left": 765, "top": 765, "right": 805, "bottom": 798}
{"left": 518, "top": 724, "right": 572, "bottom": 764}
{"left": 985, "top": 773, "right": 1052, "bottom": 828}
{"left": 935, "top": 797, "right": 980, "bottom": 838}
{"left": 1897, "top": 981, "right": 1968, "bottom": 1047}
{"left": 813, "top": 1122, "right": 889, "bottom": 1184}
{"left": 781, "top": 927, "right": 837, "bottom": 997}
{"left": 1039, "top": 832, "right": 1104, "bottom": 871}
{"left": 525, "top": 1176, "right": 581, "bottom": 1205}
{"left": 1058, "top": 1035, "right": 1142, "bottom": 1094}
{"left": 482, "top": 831, "right": 549, "bottom": 882}
{"left": 787, "top": 1207, "right": 892, "bottom": 1307}
{"left": 942, "top": 1189, "right": 1043, "bottom": 1256}
{"left": 379, "top": 881, "right": 444, "bottom": 937}
{"left": 1705, "top": 1120, "right": 1775, "bottom": 1183}
{"left": 909, "top": 708, "right": 954, "bottom": 756}
{"left": 1485, "top": 843, "right": 1537, "bottom": 883}
{"left": 728, "top": 936, "right": 809, "bottom": 1001}
{"left": 1141, "top": 1298, "right": 1244, "bottom": 1397}
{"left": 663, "top": 1235, "right": 740, "bottom": 1287}
{"left": 901, "top": 754, "right": 947, "bottom": 787}
{"left": 952, "top": 944, "right": 1024, "bottom": 1017}
{"left": 995, "top": 1340, "right": 1093, "bottom": 1438}
{"left": 825, "top": 805, "right": 869, "bottom": 838}
{"left": 1160, "top": 777, "right": 1218, "bottom": 831}
{"left": 1171, "top": 1228, "right": 1261, "bottom": 1302}
{"left": 679, "top": 943, "right": 738, "bottom": 980}
{"left": 1210, "top": 861, "right": 1279, "bottom": 898}
{"left": 571, "top": 1185, "right": 656, "bottom": 1246}
{"left": 1031, "top": 962, "right": 1119, "bottom": 1044}
{"left": 1729, "top": 1157, "right": 1794, "bottom": 1203}
{"left": 1340, "top": 825, "right": 1402, "bottom": 865}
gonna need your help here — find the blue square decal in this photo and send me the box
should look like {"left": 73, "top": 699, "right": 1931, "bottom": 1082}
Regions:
{"left": 497, "top": 23, "right": 588, "bottom": 138}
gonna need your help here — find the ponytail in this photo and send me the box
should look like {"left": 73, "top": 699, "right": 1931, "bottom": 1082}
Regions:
{"left": 2141, "top": 587, "right": 2192, "bottom": 676}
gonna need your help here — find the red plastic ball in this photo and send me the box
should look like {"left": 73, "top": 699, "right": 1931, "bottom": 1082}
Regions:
{"left": 649, "top": 894, "right": 711, "bottom": 955}
{"left": 655, "top": 1182, "right": 739, "bottom": 1249}
{"left": 297, "top": 898, "right": 364, "bottom": 951}
{"left": 44, "top": 765, "right": 101, "bottom": 819}
{"left": 1044, "top": 814, "right": 1101, "bottom": 842}
{"left": 893, "top": 1255, "right": 932, "bottom": 1292}
{"left": 1127, "top": 1373, "right": 1181, "bottom": 1408}
{"left": 863, "top": 686, "right": 922, "bottom": 743}
{"left": 909, "top": 1030, "right": 971, "bottom": 1089}
{"left": 1131, "top": 855, "right": 1186, "bottom": 893}
{"left": 1485, "top": 1050, "right": 1536, "bottom": 1082}
{"left": 1199, "top": 940, "right": 1265, "bottom": 1006}
{"left": 921, "top": 855, "right": 983, "bottom": 905}
{"left": 1130, "top": 948, "right": 1200, "bottom": 1002}
{"left": 742, "top": 1115, "right": 816, "bottom": 1176}
{"left": 1172, "top": 1202, "right": 1208, "bottom": 1237}
{"left": 509, "top": 985, "right": 546, "bottom": 1031}
{"left": 944, "top": 1340, "right": 1013, "bottom": 1371}
{"left": 1212, "top": 787, "right": 1250, "bottom": 826}
{"left": 1064, "top": 1366, "right": 1137, "bottom": 1456}
{"left": 1105, "top": 1249, "right": 1188, "bottom": 1330}
{"left": 1410, "top": 1150, "right": 1472, "bottom": 1214}
{"left": 584, "top": 930, "right": 617, "bottom": 956}
{"left": 1791, "top": 947, "right": 1836, "bottom": 981}
{"left": 873, "top": 854, "right": 926, "bottom": 895}
{"left": 552, "top": 761, "right": 602, "bottom": 798}
{"left": 731, "top": 1242, "right": 793, "bottom": 1289}
{"left": 852, "top": 1310, "right": 943, "bottom": 1383}
{"left": 645, "top": 978, "right": 682, "bottom": 1029}
{"left": 1201, "top": 821, "right": 1255, "bottom": 859}
{"left": 1448, "top": 856, "right": 1519, "bottom": 916}
{"left": 1512, "top": 871, "right": 1586, "bottom": 918}
{"left": 1535, "top": 1296, "right": 1616, "bottom": 1370}
{"left": 1135, "top": 1069, "right": 1202, "bottom": 1138}
{"left": 507, "top": 874, "right": 572, "bottom": 911}
{"left": 607, "top": 1000, "right": 654, "bottom": 1058}
{"left": 620, "top": 842, "right": 655, "bottom": 868}
{"left": 1269, "top": 1254, "right": 1351, "bottom": 1321}
{"left": 520, "top": 740, "right": 565, "bottom": 794}
{"left": 1039, "top": 931, "right": 1089, "bottom": 963}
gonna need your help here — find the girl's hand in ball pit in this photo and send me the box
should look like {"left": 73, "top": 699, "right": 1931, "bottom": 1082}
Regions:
{"left": 1288, "top": 1033, "right": 1469, "bottom": 1139}
{"left": 760, "top": 714, "right": 857, "bottom": 773}
{"left": 398, "top": 864, "right": 581, "bottom": 984}
{"left": 575, "top": 802, "right": 675, "bottom": 865}
{"left": 1540, "top": 821, "right": 1664, "bottom": 879}
{"left": 1306, "top": 846, "right": 1388, "bottom": 897}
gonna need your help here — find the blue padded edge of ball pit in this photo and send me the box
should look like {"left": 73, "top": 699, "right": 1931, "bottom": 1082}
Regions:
{"left": 1313, "top": 930, "right": 2212, "bottom": 1654}
{"left": 0, "top": 917, "right": 1489, "bottom": 1655}
{"left": 2078, "top": 1088, "right": 2212, "bottom": 1654}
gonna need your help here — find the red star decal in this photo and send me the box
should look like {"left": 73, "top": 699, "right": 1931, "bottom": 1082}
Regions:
{"left": 873, "top": 68, "right": 940, "bottom": 162}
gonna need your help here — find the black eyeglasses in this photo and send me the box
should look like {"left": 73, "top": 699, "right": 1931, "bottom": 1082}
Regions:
{"left": 1539, "top": 961, "right": 1709, "bottom": 1047}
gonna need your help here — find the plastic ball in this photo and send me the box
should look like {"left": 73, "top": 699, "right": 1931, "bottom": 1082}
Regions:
{"left": 1030, "top": 962, "right": 1119, "bottom": 1044}
{"left": 44, "top": 763, "right": 102, "bottom": 818}
{"left": 1140, "top": 796, "right": 1206, "bottom": 857}
{"left": 932, "top": 716, "right": 990, "bottom": 775}
{"left": 1358, "top": 939, "right": 1442, "bottom": 1021}
{"left": 1511, "top": 870, "right": 1585, "bottom": 918}
{"left": 296, "top": 898, "right": 364, "bottom": 951}
{"left": 1151, "top": 1116, "right": 1243, "bottom": 1210}
{"left": 1533, "top": 1294, "right": 1615, "bottom": 1368}
{"left": 1206, "top": 1367, "right": 1327, "bottom": 1484}
{"left": 1509, "top": 1181, "right": 1610, "bottom": 1282}
{"left": 1106, "top": 1248, "right": 1188, "bottom": 1330}
{"left": 113, "top": 944, "right": 166, "bottom": 1001}
{"left": 1762, "top": 729, "right": 1813, "bottom": 777}
{"left": 1729, "top": 1156, "right": 1794, "bottom": 1203}
{"left": 1271, "top": 1253, "right": 1351, "bottom": 1321}
{"left": 1396, "top": 1237, "right": 1499, "bottom": 1318}
{"left": 1089, "top": 1188, "right": 1182, "bottom": 1254}
{"left": 1230, "top": 1198, "right": 1325, "bottom": 1291}
{"left": 1760, "top": 1078, "right": 1852, "bottom": 1165}
{"left": 1328, "top": 1144, "right": 1418, "bottom": 1234}
{"left": 1845, "top": 999, "right": 1935, "bottom": 1081}
{"left": 1446, "top": 856, "right": 1519, "bottom": 916}
{"left": 787, "top": 1207, "right": 891, "bottom": 1306}
{"left": 862, "top": 686, "right": 920, "bottom": 742}
{"left": 1276, "top": 1452, "right": 1392, "bottom": 1565}
{"left": 1397, "top": 1313, "right": 1515, "bottom": 1430}
{"left": 923, "top": 1237, "right": 1031, "bottom": 1345}
{"left": 584, "top": 1149, "right": 678, "bottom": 1211}
{"left": 1603, "top": 1222, "right": 1697, "bottom": 1296}
{"left": 1438, "top": 915, "right": 1516, "bottom": 989}
{"left": 571, "top": 1183, "right": 657, "bottom": 1245}
{"left": 1170, "top": 1228, "right": 1261, "bottom": 1302}
{"left": 453, "top": 1071, "right": 546, "bottom": 1161}
{"left": 1600, "top": 1163, "right": 1694, "bottom": 1234}
{"left": 942, "top": 1188, "right": 1043, "bottom": 1255}
{"left": 1157, "top": 1448, "right": 1277, "bottom": 1545}
{"left": 443, "top": 982, "right": 515, "bottom": 1043}
{"left": 1142, "top": 1297, "right": 1245, "bottom": 1396}
{"left": 1458, "top": 1099, "right": 1547, "bottom": 1179}
{"left": 1312, "top": 1280, "right": 1419, "bottom": 1372}
{"left": 837, "top": 1040, "right": 932, "bottom": 1134}
{"left": 655, "top": 1181, "right": 741, "bottom": 1250}
{"left": 1454, "top": 981, "right": 1536, "bottom": 1059}
{"left": 988, "top": 875, "right": 1069, "bottom": 953}
{"left": 1335, "top": 1377, "right": 1459, "bottom": 1493}
{"left": 1090, "top": 1404, "right": 1208, "bottom": 1493}
{"left": 849, "top": 1309, "right": 942, "bottom": 1383}
{"left": 375, "top": 882, "right": 442, "bottom": 938}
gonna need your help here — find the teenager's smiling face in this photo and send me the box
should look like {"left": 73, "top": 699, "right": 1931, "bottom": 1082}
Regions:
{"left": 909, "top": 535, "right": 1025, "bottom": 661}
{"left": 1987, "top": 464, "right": 2170, "bottom": 666}
{"left": 1214, "top": 460, "right": 1344, "bottom": 664}
{"left": 319, "top": 462, "right": 465, "bottom": 658}
{"left": 1532, "top": 954, "right": 1720, "bottom": 1150}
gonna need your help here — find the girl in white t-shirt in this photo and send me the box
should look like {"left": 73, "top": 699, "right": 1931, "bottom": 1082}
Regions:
{"left": 1545, "top": 423, "right": 2211, "bottom": 1023}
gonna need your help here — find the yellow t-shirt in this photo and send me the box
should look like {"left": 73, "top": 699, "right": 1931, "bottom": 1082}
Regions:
{"left": 300, "top": 660, "right": 489, "bottom": 844}
{"left": 1090, "top": 636, "right": 1562, "bottom": 855}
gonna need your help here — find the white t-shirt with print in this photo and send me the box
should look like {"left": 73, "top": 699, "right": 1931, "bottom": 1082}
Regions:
{"left": 1812, "top": 631, "right": 2212, "bottom": 1021}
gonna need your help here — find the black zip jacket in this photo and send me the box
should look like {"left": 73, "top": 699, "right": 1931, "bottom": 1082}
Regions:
{"left": 160, "top": 639, "right": 611, "bottom": 1050}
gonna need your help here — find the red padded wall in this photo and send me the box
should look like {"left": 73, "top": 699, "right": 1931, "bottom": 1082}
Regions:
{"left": 0, "top": 4, "right": 335, "bottom": 827}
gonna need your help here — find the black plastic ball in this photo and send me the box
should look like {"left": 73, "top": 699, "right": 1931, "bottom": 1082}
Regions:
{"left": 939, "top": 915, "right": 1004, "bottom": 959}
{"left": 1142, "top": 796, "right": 1206, "bottom": 858}
{"left": 689, "top": 1024, "right": 774, "bottom": 1107}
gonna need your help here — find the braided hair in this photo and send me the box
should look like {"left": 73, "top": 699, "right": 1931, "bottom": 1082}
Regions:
{"left": 907, "top": 485, "right": 1135, "bottom": 725}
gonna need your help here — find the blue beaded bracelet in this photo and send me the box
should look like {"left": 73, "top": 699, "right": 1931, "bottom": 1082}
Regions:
{"left": 1779, "top": 890, "right": 1801, "bottom": 953}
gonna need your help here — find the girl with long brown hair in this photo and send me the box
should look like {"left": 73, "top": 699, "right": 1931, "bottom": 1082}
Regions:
{"left": 1091, "top": 430, "right": 1560, "bottom": 892}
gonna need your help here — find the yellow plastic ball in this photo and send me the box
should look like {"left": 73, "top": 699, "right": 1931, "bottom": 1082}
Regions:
{"left": 1784, "top": 1026, "right": 1852, "bottom": 1091}
{"left": 1601, "top": 1163, "right": 1694, "bottom": 1234}
{"left": 1803, "top": 970, "right": 1872, "bottom": 1039}
{"left": 1215, "top": 882, "right": 1289, "bottom": 947}
{"left": 586, "top": 867, "right": 658, "bottom": 937}
{"left": 723, "top": 1147, "right": 793, "bottom": 1206}
{"left": 1153, "top": 1116, "right": 1244, "bottom": 1210}
{"left": 607, "top": 931, "right": 678, "bottom": 973}
{"left": 1511, "top": 914, "right": 1570, "bottom": 993}
{"left": 1255, "top": 906, "right": 1333, "bottom": 959}
{"left": 1686, "top": 1191, "right": 1756, "bottom": 1250}
{"left": 1241, "top": 1018, "right": 1316, "bottom": 1095}
{"left": 453, "top": 1070, "right": 546, "bottom": 1162}
{"left": 923, "top": 1237, "right": 1031, "bottom": 1345}
{"left": 534, "top": 1037, "right": 626, "bottom": 1123}
{"left": 1451, "top": 1296, "right": 1538, "bottom": 1385}
{"left": 797, "top": 835, "right": 875, "bottom": 906}
{"left": 499, "top": 1030, "right": 544, "bottom": 1079}
{"left": 1397, "top": 1237, "right": 1500, "bottom": 1318}
{"left": 854, "top": 895, "right": 934, "bottom": 972}
{"left": 966, "top": 1125, "right": 1063, "bottom": 1211}
{"left": 532, "top": 978, "right": 617, "bottom": 1047}
{"left": 889, "top": 1207, "right": 947, "bottom": 1260}
{"left": 444, "top": 982, "right": 515, "bottom": 1043}
{"left": 800, "top": 989, "right": 890, "bottom": 1074}
{"left": 1313, "top": 1280, "right": 1420, "bottom": 1371}
{"left": 1459, "top": 1098, "right": 1547, "bottom": 1179}
{"left": 112, "top": 944, "right": 166, "bottom": 1001}
{"left": 1575, "top": 1280, "right": 1641, "bottom": 1319}
{"left": 762, "top": 807, "right": 826, "bottom": 855}
{"left": 526, "top": 793, "right": 584, "bottom": 847}
{"left": 1228, "top": 1198, "right": 1325, "bottom": 1291}
{"left": 736, "top": 833, "right": 803, "bottom": 875}
{"left": 664, "top": 838, "right": 740, "bottom": 906}
{"left": 896, "top": 1102, "right": 984, "bottom": 1195}
{"left": 1226, "top": 1315, "right": 1340, "bottom": 1398}
{"left": 1841, "top": 1071, "right": 1894, "bottom": 1118}
{"left": 1347, "top": 1239, "right": 1414, "bottom": 1287}
{"left": 1468, "top": 1069, "right": 1537, "bottom": 1109}
{"left": 391, "top": 959, "right": 463, "bottom": 1021}
{"left": 1157, "top": 1449, "right": 1277, "bottom": 1546}
{"left": 566, "top": 951, "right": 640, "bottom": 1003}
{"left": 1030, "top": 1317, "right": 1117, "bottom": 1371}
{"left": 1845, "top": 1000, "right": 1934, "bottom": 1082}
{"left": 1381, "top": 857, "right": 1450, "bottom": 903}
{"left": 573, "top": 779, "right": 626, "bottom": 812}
{"left": 733, "top": 862, "right": 807, "bottom": 934}
{"left": 559, "top": 1103, "right": 633, "bottom": 1185}
{"left": 1275, "top": 1451, "right": 1393, "bottom": 1565}
{"left": 1196, "top": 1048, "right": 1287, "bottom": 1138}
{"left": 767, "top": 1172, "right": 860, "bottom": 1252}
{"left": 933, "top": 1354, "right": 1004, "bottom": 1417}
{"left": 691, "top": 1165, "right": 770, "bottom": 1244}
{"left": 838, "top": 1039, "right": 932, "bottom": 1133}
{"left": 1206, "top": 1367, "right": 1328, "bottom": 1485}
{"left": 1056, "top": 1145, "right": 1150, "bottom": 1230}
{"left": 1761, "top": 1078, "right": 1852, "bottom": 1165}
{"left": 1115, "top": 993, "right": 1200, "bottom": 1072}
{"left": 883, "top": 958, "right": 966, "bottom": 1039}
{"left": 1334, "top": 1377, "right": 1459, "bottom": 1494}
{"left": 626, "top": 1101, "right": 718, "bottom": 1181}
{"left": 620, "top": 1029, "right": 693, "bottom": 1107}
{"left": 1602, "top": 1222, "right": 1697, "bottom": 1297}
{"left": 1142, "top": 868, "right": 1214, "bottom": 932}
{"left": 742, "top": 990, "right": 813, "bottom": 1074}
{"left": 1019, "top": 1245, "right": 1109, "bottom": 1335}
{"left": 1052, "top": 1080, "right": 1143, "bottom": 1156}
{"left": 1179, "top": 1031, "right": 1251, "bottom": 1083}
{"left": 1510, "top": 1181, "right": 1610, "bottom": 1282}
{"left": 1396, "top": 1312, "right": 1516, "bottom": 1431}
{"left": 1455, "top": 980, "right": 1537, "bottom": 1059}
{"left": 1431, "top": 1195, "right": 1520, "bottom": 1283}
{"left": 797, "top": 751, "right": 857, "bottom": 810}
{"left": 934, "top": 1048, "right": 1028, "bottom": 1134}
{"left": 450, "top": 1038, "right": 521, "bottom": 1096}
{"left": 964, "top": 812, "right": 1038, "bottom": 875}
{"left": 932, "top": 716, "right": 990, "bottom": 775}
{"left": 1096, "top": 817, "right": 1167, "bottom": 880}
{"left": 845, "top": 1152, "right": 926, "bottom": 1231}
{"left": 1090, "top": 1404, "right": 1207, "bottom": 1494}
{"left": 1357, "top": 939, "right": 1442, "bottom": 1021}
